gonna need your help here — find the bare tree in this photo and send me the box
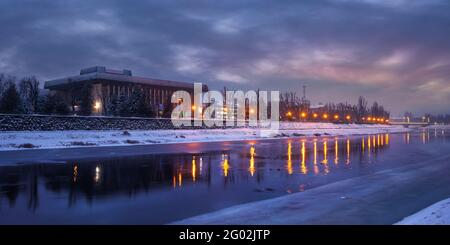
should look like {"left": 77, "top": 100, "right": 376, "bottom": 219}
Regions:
{"left": 0, "top": 74, "right": 5, "bottom": 96}
{"left": 357, "top": 96, "right": 368, "bottom": 121}
{"left": 0, "top": 74, "right": 15, "bottom": 96}
{"left": 19, "top": 76, "right": 40, "bottom": 113}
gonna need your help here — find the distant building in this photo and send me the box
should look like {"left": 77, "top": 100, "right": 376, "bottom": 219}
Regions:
{"left": 44, "top": 66, "right": 208, "bottom": 115}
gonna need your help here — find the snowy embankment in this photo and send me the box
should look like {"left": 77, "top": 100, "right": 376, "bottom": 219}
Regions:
{"left": 0, "top": 122, "right": 409, "bottom": 151}
{"left": 396, "top": 198, "right": 450, "bottom": 225}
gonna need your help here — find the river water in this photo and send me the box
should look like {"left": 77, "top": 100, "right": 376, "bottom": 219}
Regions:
{"left": 0, "top": 128, "right": 449, "bottom": 224}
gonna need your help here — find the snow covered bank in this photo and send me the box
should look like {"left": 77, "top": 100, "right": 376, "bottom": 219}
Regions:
{"left": 396, "top": 198, "right": 450, "bottom": 225}
{"left": 0, "top": 122, "right": 409, "bottom": 151}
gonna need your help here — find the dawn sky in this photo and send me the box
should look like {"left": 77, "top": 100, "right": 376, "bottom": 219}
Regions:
{"left": 1, "top": 0, "right": 449, "bottom": 116}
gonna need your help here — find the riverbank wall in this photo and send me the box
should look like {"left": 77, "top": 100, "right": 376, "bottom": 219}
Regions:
{"left": 0, "top": 114, "right": 251, "bottom": 131}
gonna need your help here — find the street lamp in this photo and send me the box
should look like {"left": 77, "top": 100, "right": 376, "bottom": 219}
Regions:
{"left": 94, "top": 101, "right": 101, "bottom": 113}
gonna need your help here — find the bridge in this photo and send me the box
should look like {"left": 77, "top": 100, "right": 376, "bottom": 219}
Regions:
{"left": 389, "top": 121, "right": 430, "bottom": 127}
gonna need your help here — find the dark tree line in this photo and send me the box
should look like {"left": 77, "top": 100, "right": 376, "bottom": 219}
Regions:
{"left": 0, "top": 74, "right": 46, "bottom": 114}
{"left": 106, "top": 88, "right": 155, "bottom": 117}
{"left": 280, "top": 93, "right": 390, "bottom": 123}
{"left": 0, "top": 74, "right": 73, "bottom": 115}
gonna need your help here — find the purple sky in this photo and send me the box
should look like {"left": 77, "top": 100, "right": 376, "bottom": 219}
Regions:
{"left": 0, "top": 0, "right": 449, "bottom": 116}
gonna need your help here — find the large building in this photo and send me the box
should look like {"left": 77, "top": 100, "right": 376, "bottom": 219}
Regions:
{"left": 44, "top": 66, "right": 207, "bottom": 116}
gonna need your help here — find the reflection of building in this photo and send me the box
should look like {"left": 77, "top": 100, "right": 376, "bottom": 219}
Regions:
{"left": 44, "top": 66, "right": 208, "bottom": 115}
{"left": 0, "top": 154, "right": 213, "bottom": 209}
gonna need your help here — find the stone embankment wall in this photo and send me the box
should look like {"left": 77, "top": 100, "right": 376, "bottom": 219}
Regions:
{"left": 0, "top": 114, "right": 252, "bottom": 131}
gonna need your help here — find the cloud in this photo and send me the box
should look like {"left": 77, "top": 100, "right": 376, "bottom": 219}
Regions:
{"left": 0, "top": 0, "right": 449, "bottom": 115}
{"left": 216, "top": 71, "right": 247, "bottom": 83}
{"left": 171, "top": 45, "right": 214, "bottom": 74}
{"left": 376, "top": 50, "right": 412, "bottom": 67}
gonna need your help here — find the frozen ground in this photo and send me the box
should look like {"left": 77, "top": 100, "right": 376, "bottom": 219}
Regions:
{"left": 396, "top": 198, "right": 450, "bottom": 225}
{"left": 0, "top": 122, "right": 409, "bottom": 151}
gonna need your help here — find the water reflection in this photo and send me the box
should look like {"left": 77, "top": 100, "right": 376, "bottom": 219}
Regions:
{"left": 334, "top": 139, "right": 339, "bottom": 165}
{"left": 301, "top": 141, "right": 307, "bottom": 174}
{"left": 192, "top": 156, "right": 196, "bottom": 182}
{"left": 313, "top": 140, "right": 319, "bottom": 175}
{"left": 222, "top": 154, "right": 229, "bottom": 177}
{"left": 346, "top": 139, "right": 350, "bottom": 164}
{"left": 249, "top": 146, "right": 256, "bottom": 176}
{"left": 94, "top": 166, "right": 101, "bottom": 183}
{"left": 287, "top": 141, "right": 293, "bottom": 175}
{"left": 73, "top": 165, "right": 78, "bottom": 183}
{"left": 322, "top": 140, "right": 328, "bottom": 165}
{"left": 0, "top": 130, "right": 448, "bottom": 220}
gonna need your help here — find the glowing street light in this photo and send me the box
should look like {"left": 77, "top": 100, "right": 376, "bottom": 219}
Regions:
{"left": 334, "top": 115, "right": 339, "bottom": 120}
{"left": 346, "top": 115, "right": 351, "bottom": 120}
{"left": 300, "top": 112, "right": 307, "bottom": 118}
{"left": 313, "top": 113, "right": 318, "bottom": 118}
{"left": 323, "top": 114, "right": 329, "bottom": 119}
{"left": 94, "top": 101, "right": 101, "bottom": 113}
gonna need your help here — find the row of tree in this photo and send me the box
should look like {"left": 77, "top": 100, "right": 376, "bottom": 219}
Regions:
{"left": 279, "top": 93, "right": 390, "bottom": 123}
{"left": 0, "top": 74, "right": 81, "bottom": 115}
{"left": 0, "top": 74, "right": 41, "bottom": 114}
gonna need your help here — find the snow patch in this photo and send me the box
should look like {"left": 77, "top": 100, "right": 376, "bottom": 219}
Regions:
{"left": 396, "top": 198, "right": 450, "bottom": 225}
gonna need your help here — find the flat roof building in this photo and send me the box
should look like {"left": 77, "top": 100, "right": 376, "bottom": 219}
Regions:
{"left": 44, "top": 66, "right": 207, "bottom": 116}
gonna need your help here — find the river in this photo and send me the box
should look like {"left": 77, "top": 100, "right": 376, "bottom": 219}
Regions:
{"left": 1, "top": 128, "right": 449, "bottom": 224}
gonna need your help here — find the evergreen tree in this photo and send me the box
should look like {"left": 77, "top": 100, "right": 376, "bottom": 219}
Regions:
{"left": 127, "top": 89, "right": 153, "bottom": 117}
{"left": 0, "top": 83, "right": 22, "bottom": 113}
{"left": 39, "top": 94, "right": 69, "bottom": 115}
{"left": 42, "top": 94, "right": 55, "bottom": 114}
{"left": 106, "top": 94, "right": 119, "bottom": 116}
{"left": 79, "top": 83, "right": 92, "bottom": 116}
{"left": 35, "top": 94, "right": 48, "bottom": 114}
{"left": 53, "top": 94, "right": 70, "bottom": 115}
{"left": 116, "top": 89, "right": 154, "bottom": 117}
{"left": 161, "top": 96, "right": 173, "bottom": 118}
{"left": 117, "top": 92, "right": 130, "bottom": 117}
